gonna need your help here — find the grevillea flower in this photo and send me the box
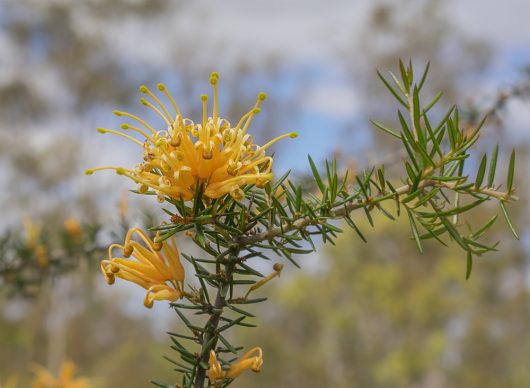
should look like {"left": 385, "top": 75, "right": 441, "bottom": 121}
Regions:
{"left": 64, "top": 218, "right": 83, "bottom": 238}
{"left": 86, "top": 73, "right": 297, "bottom": 201}
{"left": 207, "top": 350, "right": 224, "bottom": 384}
{"left": 100, "top": 227, "right": 184, "bottom": 308}
{"left": 23, "top": 217, "right": 48, "bottom": 268}
{"left": 31, "top": 360, "right": 91, "bottom": 388}
{"left": 208, "top": 347, "right": 263, "bottom": 385}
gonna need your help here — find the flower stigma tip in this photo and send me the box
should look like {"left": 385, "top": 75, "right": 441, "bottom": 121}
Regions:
{"left": 88, "top": 73, "right": 295, "bottom": 202}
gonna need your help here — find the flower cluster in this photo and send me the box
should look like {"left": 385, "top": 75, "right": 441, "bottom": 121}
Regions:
{"left": 31, "top": 360, "right": 90, "bottom": 388}
{"left": 100, "top": 227, "right": 185, "bottom": 308}
{"left": 208, "top": 347, "right": 263, "bottom": 386}
{"left": 23, "top": 217, "right": 48, "bottom": 268}
{"left": 87, "top": 73, "right": 297, "bottom": 202}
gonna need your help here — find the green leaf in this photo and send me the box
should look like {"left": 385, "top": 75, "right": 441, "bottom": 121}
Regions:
{"left": 226, "top": 304, "right": 255, "bottom": 317}
{"left": 344, "top": 214, "right": 367, "bottom": 243}
{"left": 162, "top": 355, "right": 193, "bottom": 371}
{"left": 155, "top": 227, "right": 180, "bottom": 242}
{"left": 389, "top": 71, "right": 407, "bottom": 95}
{"left": 192, "top": 182, "right": 205, "bottom": 215}
{"left": 167, "top": 332, "right": 198, "bottom": 341}
{"left": 419, "top": 199, "right": 486, "bottom": 218}
{"left": 470, "top": 215, "right": 497, "bottom": 240}
{"left": 417, "top": 61, "right": 431, "bottom": 91}
{"left": 376, "top": 70, "right": 408, "bottom": 108}
{"left": 407, "top": 210, "right": 423, "bottom": 253}
{"left": 500, "top": 200, "right": 519, "bottom": 239}
{"left": 423, "top": 114, "right": 443, "bottom": 158}
{"left": 422, "top": 91, "right": 443, "bottom": 114}
{"left": 218, "top": 334, "right": 238, "bottom": 354}
{"left": 370, "top": 120, "right": 401, "bottom": 139}
{"left": 398, "top": 110, "right": 417, "bottom": 149}
{"left": 465, "top": 251, "right": 473, "bottom": 280}
{"left": 218, "top": 316, "right": 247, "bottom": 332}
{"left": 151, "top": 381, "right": 173, "bottom": 388}
{"left": 447, "top": 117, "right": 457, "bottom": 151}
{"left": 308, "top": 155, "right": 325, "bottom": 194}
{"left": 487, "top": 144, "right": 499, "bottom": 187}
{"left": 441, "top": 217, "right": 468, "bottom": 251}
{"left": 411, "top": 188, "right": 440, "bottom": 209}
{"left": 399, "top": 59, "right": 411, "bottom": 91}
{"left": 507, "top": 148, "right": 516, "bottom": 193}
{"left": 199, "top": 336, "right": 218, "bottom": 359}
{"left": 412, "top": 85, "right": 425, "bottom": 146}
{"left": 194, "top": 223, "right": 206, "bottom": 248}
{"left": 475, "top": 154, "right": 487, "bottom": 189}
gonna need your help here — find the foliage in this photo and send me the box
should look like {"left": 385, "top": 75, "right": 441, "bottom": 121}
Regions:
{"left": 95, "top": 63, "right": 516, "bottom": 388}
{"left": 0, "top": 61, "right": 519, "bottom": 387}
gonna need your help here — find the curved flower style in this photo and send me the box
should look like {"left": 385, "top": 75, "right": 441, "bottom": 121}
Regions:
{"left": 87, "top": 73, "right": 297, "bottom": 201}
{"left": 208, "top": 347, "right": 263, "bottom": 385}
{"left": 31, "top": 360, "right": 90, "bottom": 388}
{"left": 100, "top": 227, "right": 185, "bottom": 308}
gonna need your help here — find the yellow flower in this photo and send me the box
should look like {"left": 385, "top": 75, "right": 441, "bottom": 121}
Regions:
{"left": 226, "top": 347, "right": 263, "bottom": 379}
{"left": 86, "top": 73, "right": 297, "bottom": 201}
{"left": 207, "top": 347, "right": 263, "bottom": 385}
{"left": 35, "top": 244, "right": 49, "bottom": 268}
{"left": 118, "top": 191, "right": 129, "bottom": 219}
{"left": 31, "top": 360, "right": 91, "bottom": 388}
{"left": 23, "top": 216, "right": 41, "bottom": 249}
{"left": 100, "top": 227, "right": 185, "bottom": 308}
{"left": 207, "top": 350, "right": 224, "bottom": 384}
{"left": 64, "top": 218, "right": 82, "bottom": 238}
{"left": 22, "top": 217, "right": 49, "bottom": 268}
{"left": 1, "top": 375, "right": 18, "bottom": 388}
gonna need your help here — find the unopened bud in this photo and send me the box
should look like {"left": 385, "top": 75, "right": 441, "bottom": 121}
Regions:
{"left": 273, "top": 263, "right": 284, "bottom": 272}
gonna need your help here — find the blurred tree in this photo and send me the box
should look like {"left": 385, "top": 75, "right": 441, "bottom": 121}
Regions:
{"left": 0, "top": 260, "right": 182, "bottom": 388}
{"left": 0, "top": 1, "right": 528, "bottom": 387}
{"left": 234, "top": 210, "right": 528, "bottom": 388}
{"left": 339, "top": 0, "right": 492, "bottom": 165}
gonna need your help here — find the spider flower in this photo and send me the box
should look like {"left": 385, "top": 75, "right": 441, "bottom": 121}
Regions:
{"left": 64, "top": 218, "right": 82, "bottom": 238}
{"left": 100, "top": 227, "right": 185, "bottom": 308}
{"left": 208, "top": 347, "right": 263, "bottom": 385}
{"left": 23, "top": 217, "right": 48, "bottom": 268}
{"left": 86, "top": 73, "right": 297, "bottom": 201}
{"left": 31, "top": 360, "right": 91, "bottom": 388}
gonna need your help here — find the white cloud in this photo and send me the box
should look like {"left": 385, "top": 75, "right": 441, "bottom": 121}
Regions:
{"left": 504, "top": 98, "right": 530, "bottom": 137}
{"left": 450, "top": 0, "right": 530, "bottom": 49}
{"left": 304, "top": 84, "right": 360, "bottom": 118}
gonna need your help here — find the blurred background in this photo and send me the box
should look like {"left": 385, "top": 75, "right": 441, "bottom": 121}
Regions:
{"left": 1, "top": 0, "right": 530, "bottom": 386}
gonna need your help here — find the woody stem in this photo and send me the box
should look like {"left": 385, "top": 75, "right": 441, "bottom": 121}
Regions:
{"left": 194, "top": 249, "right": 238, "bottom": 388}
